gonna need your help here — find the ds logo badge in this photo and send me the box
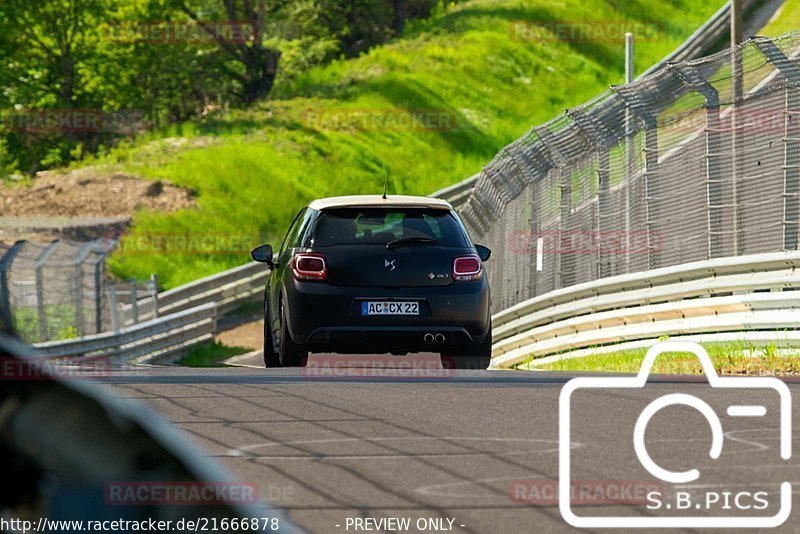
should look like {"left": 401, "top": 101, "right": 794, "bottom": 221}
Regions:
{"left": 385, "top": 259, "right": 396, "bottom": 271}
{"left": 559, "top": 341, "right": 792, "bottom": 529}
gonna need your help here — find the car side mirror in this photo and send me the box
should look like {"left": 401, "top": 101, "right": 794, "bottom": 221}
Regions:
{"left": 250, "top": 244, "right": 274, "bottom": 267}
{"left": 475, "top": 244, "right": 491, "bottom": 262}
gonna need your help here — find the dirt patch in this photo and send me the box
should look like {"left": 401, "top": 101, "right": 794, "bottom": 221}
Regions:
{"left": 0, "top": 216, "right": 131, "bottom": 244}
{"left": 1, "top": 168, "right": 194, "bottom": 218}
{"left": 216, "top": 319, "right": 263, "bottom": 351}
{"left": 0, "top": 169, "right": 194, "bottom": 244}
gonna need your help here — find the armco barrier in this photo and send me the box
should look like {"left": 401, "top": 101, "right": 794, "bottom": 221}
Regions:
{"left": 33, "top": 302, "right": 216, "bottom": 362}
{"left": 431, "top": 175, "right": 478, "bottom": 210}
{"left": 118, "top": 261, "right": 267, "bottom": 322}
{"left": 490, "top": 252, "right": 800, "bottom": 368}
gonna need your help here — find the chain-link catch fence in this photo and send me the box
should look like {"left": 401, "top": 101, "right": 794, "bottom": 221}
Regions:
{"left": 457, "top": 32, "right": 800, "bottom": 313}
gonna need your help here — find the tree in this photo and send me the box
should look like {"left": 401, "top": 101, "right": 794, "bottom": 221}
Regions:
{"left": 0, "top": 0, "right": 106, "bottom": 109}
{"left": 178, "top": 0, "right": 284, "bottom": 104}
{"left": 392, "top": 0, "right": 406, "bottom": 35}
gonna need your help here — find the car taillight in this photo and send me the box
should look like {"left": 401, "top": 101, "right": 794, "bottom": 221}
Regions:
{"left": 452, "top": 254, "right": 482, "bottom": 281}
{"left": 292, "top": 253, "right": 327, "bottom": 281}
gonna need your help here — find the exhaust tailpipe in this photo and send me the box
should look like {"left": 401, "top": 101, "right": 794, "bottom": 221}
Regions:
{"left": 423, "top": 333, "right": 435, "bottom": 343}
{"left": 434, "top": 333, "right": 445, "bottom": 343}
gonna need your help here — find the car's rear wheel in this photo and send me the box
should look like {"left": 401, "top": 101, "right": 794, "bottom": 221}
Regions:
{"left": 263, "top": 308, "right": 280, "bottom": 368}
{"left": 440, "top": 324, "right": 492, "bottom": 370}
{"left": 279, "top": 302, "right": 308, "bottom": 367}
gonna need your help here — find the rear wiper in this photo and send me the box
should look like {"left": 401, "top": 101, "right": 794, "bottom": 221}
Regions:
{"left": 386, "top": 236, "right": 438, "bottom": 249}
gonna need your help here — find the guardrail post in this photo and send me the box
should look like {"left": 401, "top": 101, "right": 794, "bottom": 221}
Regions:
{"left": 150, "top": 274, "right": 159, "bottom": 319}
{"left": 130, "top": 279, "right": 139, "bottom": 324}
{"left": 753, "top": 38, "right": 800, "bottom": 250}
{"left": 0, "top": 241, "right": 25, "bottom": 333}
{"left": 34, "top": 240, "right": 60, "bottom": 342}
{"left": 672, "top": 63, "right": 724, "bottom": 259}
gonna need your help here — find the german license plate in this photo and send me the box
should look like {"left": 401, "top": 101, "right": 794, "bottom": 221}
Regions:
{"left": 361, "top": 301, "right": 419, "bottom": 316}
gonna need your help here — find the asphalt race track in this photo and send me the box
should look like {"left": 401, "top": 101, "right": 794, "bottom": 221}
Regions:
{"left": 96, "top": 354, "right": 800, "bottom": 534}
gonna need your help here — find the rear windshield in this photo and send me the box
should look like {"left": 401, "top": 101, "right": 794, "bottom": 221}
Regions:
{"left": 311, "top": 208, "right": 469, "bottom": 247}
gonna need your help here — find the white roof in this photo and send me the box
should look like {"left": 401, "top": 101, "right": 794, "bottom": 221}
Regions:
{"left": 308, "top": 195, "right": 452, "bottom": 211}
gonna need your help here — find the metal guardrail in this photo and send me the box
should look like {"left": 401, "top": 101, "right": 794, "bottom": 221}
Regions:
{"left": 32, "top": 260, "right": 268, "bottom": 360}
{"left": 33, "top": 302, "right": 217, "bottom": 362}
{"left": 490, "top": 252, "right": 800, "bottom": 368}
{"left": 118, "top": 261, "right": 268, "bottom": 323}
{"left": 430, "top": 175, "right": 478, "bottom": 210}
{"left": 639, "top": 0, "right": 759, "bottom": 78}
{"left": 158, "top": 261, "right": 266, "bottom": 314}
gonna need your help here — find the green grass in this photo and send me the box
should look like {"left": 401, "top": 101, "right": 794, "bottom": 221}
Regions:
{"left": 70, "top": 0, "right": 727, "bottom": 288}
{"left": 177, "top": 341, "right": 250, "bottom": 367}
{"left": 13, "top": 305, "right": 84, "bottom": 343}
{"left": 527, "top": 341, "right": 800, "bottom": 375}
{"left": 761, "top": 0, "right": 800, "bottom": 36}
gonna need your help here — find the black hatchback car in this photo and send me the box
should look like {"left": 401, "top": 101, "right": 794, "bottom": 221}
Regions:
{"left": 250, "top": 195, "right": 492, "bottom": 369}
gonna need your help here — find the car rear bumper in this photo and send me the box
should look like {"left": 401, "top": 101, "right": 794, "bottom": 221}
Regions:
{"left": 306, "top": 326, "right": 475, "bottom": 352}
{"left": 284, "top": 278, "right": 490, "bottom": 351}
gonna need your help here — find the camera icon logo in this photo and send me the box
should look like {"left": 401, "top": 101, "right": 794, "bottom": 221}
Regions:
{"left": 559, "top": 341, "right": 792, "bottom": 528}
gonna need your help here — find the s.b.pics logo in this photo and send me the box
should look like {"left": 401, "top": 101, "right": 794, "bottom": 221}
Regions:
{"left": 559, "top": 341, "right": 792, "bottom": 528}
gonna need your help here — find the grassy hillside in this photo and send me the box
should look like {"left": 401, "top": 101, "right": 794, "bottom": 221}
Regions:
{"left": 75, "top": 0, "right": 725, "bottom": 288}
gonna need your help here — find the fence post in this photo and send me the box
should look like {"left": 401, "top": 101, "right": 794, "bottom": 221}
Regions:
{"left": 526, "top": 185, "right": 540, "bottom": 299}
{"left": 108, "top": 282, "right": 120, "bottom": 334}
{"left": 731, "top": 64, "right": 744, "bottom": 255}
{"left": 150, "top": 273, "right": 159, "bottom": 319}
{"left": 94, "top": 252, "right": 106, "bottom": 334}
{"left": 642, "top": 126, "right": 660, "bottom": 270}
{"left": 534, "top": 125, "right": 571, "bottom": 290}
{"left": 565, "top": 108, "right": 613, "bottom": 279}
{"left": 0, "top": 241, "right": 25, "bottom": 333}
{"left": 625, "top": 32, "right": 636, "bottom": 272}
{"left": 611, "top": 83, "right": 659, "bottom": 272}
{"left": 672, "top": 63, "right": 724, "bottom": 259}
{"left": 73, "top": 241, "right": 95, "bottom": 337}
{"left": 34, "top": 241, "right": 61, "bottom": 342}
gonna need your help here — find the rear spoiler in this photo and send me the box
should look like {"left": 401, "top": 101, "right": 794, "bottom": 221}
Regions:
{"left": 319, "top": 203, "right": 452, "bottom": 211}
